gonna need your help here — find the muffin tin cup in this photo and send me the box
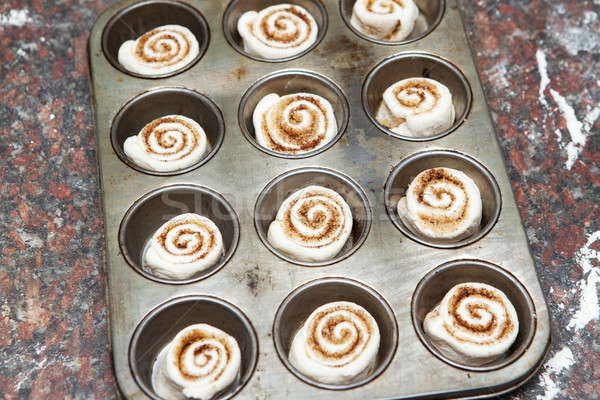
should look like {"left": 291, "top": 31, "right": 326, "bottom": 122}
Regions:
{"left": 110, "top": 87, "right": 225, "bottom": 176}
{"left": 90, "top": 0, "right": 551, "bottom": 398}
{"left": 339, "top": 0, "right": 446, "bottom": 45}
{"left": 254, "top": 166, "right": 372, "bottom": 266}
{"left": 384, "top": 149, "right": 502, "bottom": 248}
{"left": 362, "top": 51, "right": 472, "bottom": 141}
{"left": 222, "top": 0, "right": 328, "bottom": 63}
{"left": 411, "top": 259, "right": 537, "bottom": 372}
{"left": 119, "top": 184, "right": 240, "bottom": 284}
{"left": 238, "top": 70, "right": 350, "bottom": 159}
{"left": 101, "top": 0, "right": 210, "bottom": 79}
{"left": 129, "top": 295, "right": 259, "bottom": 400}
{"left": 273, "top": 277, "right": 398, "bottom": 390}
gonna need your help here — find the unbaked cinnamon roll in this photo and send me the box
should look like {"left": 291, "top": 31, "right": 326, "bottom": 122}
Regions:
{"left": 397, "top": 168, "right": 482, "bottom": 241}
{"left": 376, "top": 77, "right": 455, "bottom": 137}
{"left": 423, "top": 282, "right": 519, "bottom": 366}
{"left": 268, "top": 186, "right": 353, "bottom": 262}
{"left": 350, "top": 0, "right": 419, "bottom": 41}
{"left": 144, "top": 213, "right": 223, "bottom": 279}
{"left": 118, "top": 24, "right": 199, "bottom": 75}
{"left": 289, "top": 301, "right": 380, "bottom": 384}
{"left": 253, "top": 92, "right": 337, "bottom": 154}
{"left": 237, "top": 4, "right": 318, "bottom": 59}
{"left": 152, "top": 323, "right": 241, "bottom": 399}
{"left": 123, "top": 115, "right": 208, "bottom": 172}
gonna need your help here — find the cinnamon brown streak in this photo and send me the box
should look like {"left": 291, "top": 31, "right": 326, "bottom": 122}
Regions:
{"left": 176, "top": 332, "right": 230, "bottom": 381}
{"left": 414, "top": 168, "right": 468, "bottom": 227}
{"left": 446, "top": 286, "right": 515, "bottom": 344}
{"left": 393, "top": 80, "right": 440, "bottom": 110}
{"left": 262, "top": 95, "right": 328, "bottom": 153}
{"left": 282, "top": 191, "right": 344, "bottom": 247}
{"left": 259, "top": 7, "right": 311, "bottom": 44}
{"left": 366, "top": 0, "right": 404, "bottom": 14}
{"left": 140, "top": 116, "right": 199, "bottom": 160}
{"left": 157, "top": 220, "right": 215, "bottom": 260}
{"left": 306, "top": 304, "right": 374, "bottom": 366}
{"left": 136, "top": 28, "right": 190, "bottom": 65}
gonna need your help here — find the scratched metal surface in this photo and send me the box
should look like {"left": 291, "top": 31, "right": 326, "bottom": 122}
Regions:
{"left": 88, "top": 0, "right": 551, "bottom": 398}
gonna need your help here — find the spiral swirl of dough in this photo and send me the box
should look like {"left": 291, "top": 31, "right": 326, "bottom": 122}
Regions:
{"left": 267, "top": 186, "right": 353, "bottom": 262}
{"left": 423, "top": 282, "right": 519, "bottom": 366}
{"left": 117, "top": 24, "right": 200, "bottom": 75}
{"left": 123, "top": 115, "right": 208, "bottom": 172}
{"left": 152, "top": 324, "right": 241, "bottom": 400}
{"left": 237, "top": 4, "right": 318, "bottom": 59}
{"left": 397, "top": 167, "right": 482, "bottom": 241}
{"left": 144, "top": 213, "right": 223, "bottom": 279}
{"left": 350, "top": 0, "right": 419, "bottom": 41}
{"left": 376, "top": 78, "right": 455, "bottom": 137}
{"left": 253, "top": 93, "right": 337, "bottom": 154}
{"left": 289, "top": 301, "right": 380, "bottom": 384}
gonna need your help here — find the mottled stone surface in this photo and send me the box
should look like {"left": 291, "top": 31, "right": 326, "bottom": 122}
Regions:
{"left": 460, "top": 1, "right": 600, "bottom": 399}
{"left": 0, "top": 0, "right": 598, "bottom": 399}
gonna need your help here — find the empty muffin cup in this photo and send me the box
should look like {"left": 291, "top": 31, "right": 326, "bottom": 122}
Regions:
{"left": 129, "top": 295, "right": 258, "bottom": 399}
{"left": 362, "top": 52, "right": 472, "bottom": 141}
{"left": 238, "top": 70, "right": 350, "bottom": 158}
{"left": 254, "top": 167, "right": 371, "bottom": 266}
{"left": 411, "top": 259, "right": 537, "bottom": 371}
{"left": 111, "top": 87, "right": 225, "bottom": 176}
{"left": 384, "top": 149, "right": 501, "bottom": 248}
{"left": 119, "top": 184, "right": 239, "bottom": 284}
{"left": 339, "top": 0, "right": 445, "bottom": 45}
{"left": 223, "top": 0, "right": 328, "bottom": 62}
{"left": 273, "top": 277, "right": 398, "bottom": 389}
{"left": 101, "top": 0, "right": 210, "bottom": 78}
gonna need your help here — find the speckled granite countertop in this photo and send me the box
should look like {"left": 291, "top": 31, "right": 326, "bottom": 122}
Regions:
{"left": 0, "top": 0, "right": 598, "bottom": 399}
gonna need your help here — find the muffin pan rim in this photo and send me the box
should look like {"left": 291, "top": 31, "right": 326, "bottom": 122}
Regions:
{"left": 237, "top": 68, "right": 351, "bottom": 159}
{"left": 338, "top": 0, "right": 447, "bottom": 46}
{"left": 100, "top": 0, "right": 211, "bottom": 79}
{"left": 253, "top": 165, "right": 373, "bottom": 267}
{"left": 272, "top": 276, "right": 400, "bottom": 391}
{"left": 117, "top": 183, "right": 241, "bottom": 284}
{"left": 410, "top": 258, "right": 538, "bottom": 372}
{"left": 221, "top": 0, "right": 330, "bottom": 63}
{"left": 383, "top": 148, "right": 503, "bottom": 249}
{"left": 361, "top": 50, "right": 474, "bottom": 142}
{"left": 109, "top": 86, "right": 226, "bottom": 176}
{"left": 128, "top": 294, "right": 260, "bottom": 400}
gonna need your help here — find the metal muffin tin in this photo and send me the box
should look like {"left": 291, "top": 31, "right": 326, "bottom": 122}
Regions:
{"left": 88, "top": 0, "right": 551, "bottom": 398}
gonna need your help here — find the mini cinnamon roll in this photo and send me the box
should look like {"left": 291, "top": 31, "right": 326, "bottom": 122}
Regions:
{"left": 268, "top": 186, "right": 353, "bottom": 262}
{"left": 152, "top": 323, "right": 241, "bottom": 399}
{"left": 144, "top": 213, "right": 223, "bottom": 279}
{"left": 118, "top": 24, "right": 199, "bottom": 75}
{"left": 423, "top": 282, "right": 519, "bottom": 366}
{"left": 237, "top": 4, "right": 318, "bottom": 59}
{"left": 350, "top": 0, "right": 419, "bottom": 41}
{"left": 376, "top": 77, "right": 455, "bottom": 137}
{"left": 397, "top": 167, "right": 482, "bottom": 241}
{"left": 123, "top": 115, "right": 208, "bottom": 172}
{"left": 289, "top": 301, "right": 380, "bottom": 384}
{"left": 253, "top": 92, "right": 337, "bottom": 154}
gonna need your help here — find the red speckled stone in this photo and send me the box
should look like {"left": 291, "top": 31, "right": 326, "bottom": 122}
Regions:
{"left": 0, "top": 0, "right": 598, "bottom": 399}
